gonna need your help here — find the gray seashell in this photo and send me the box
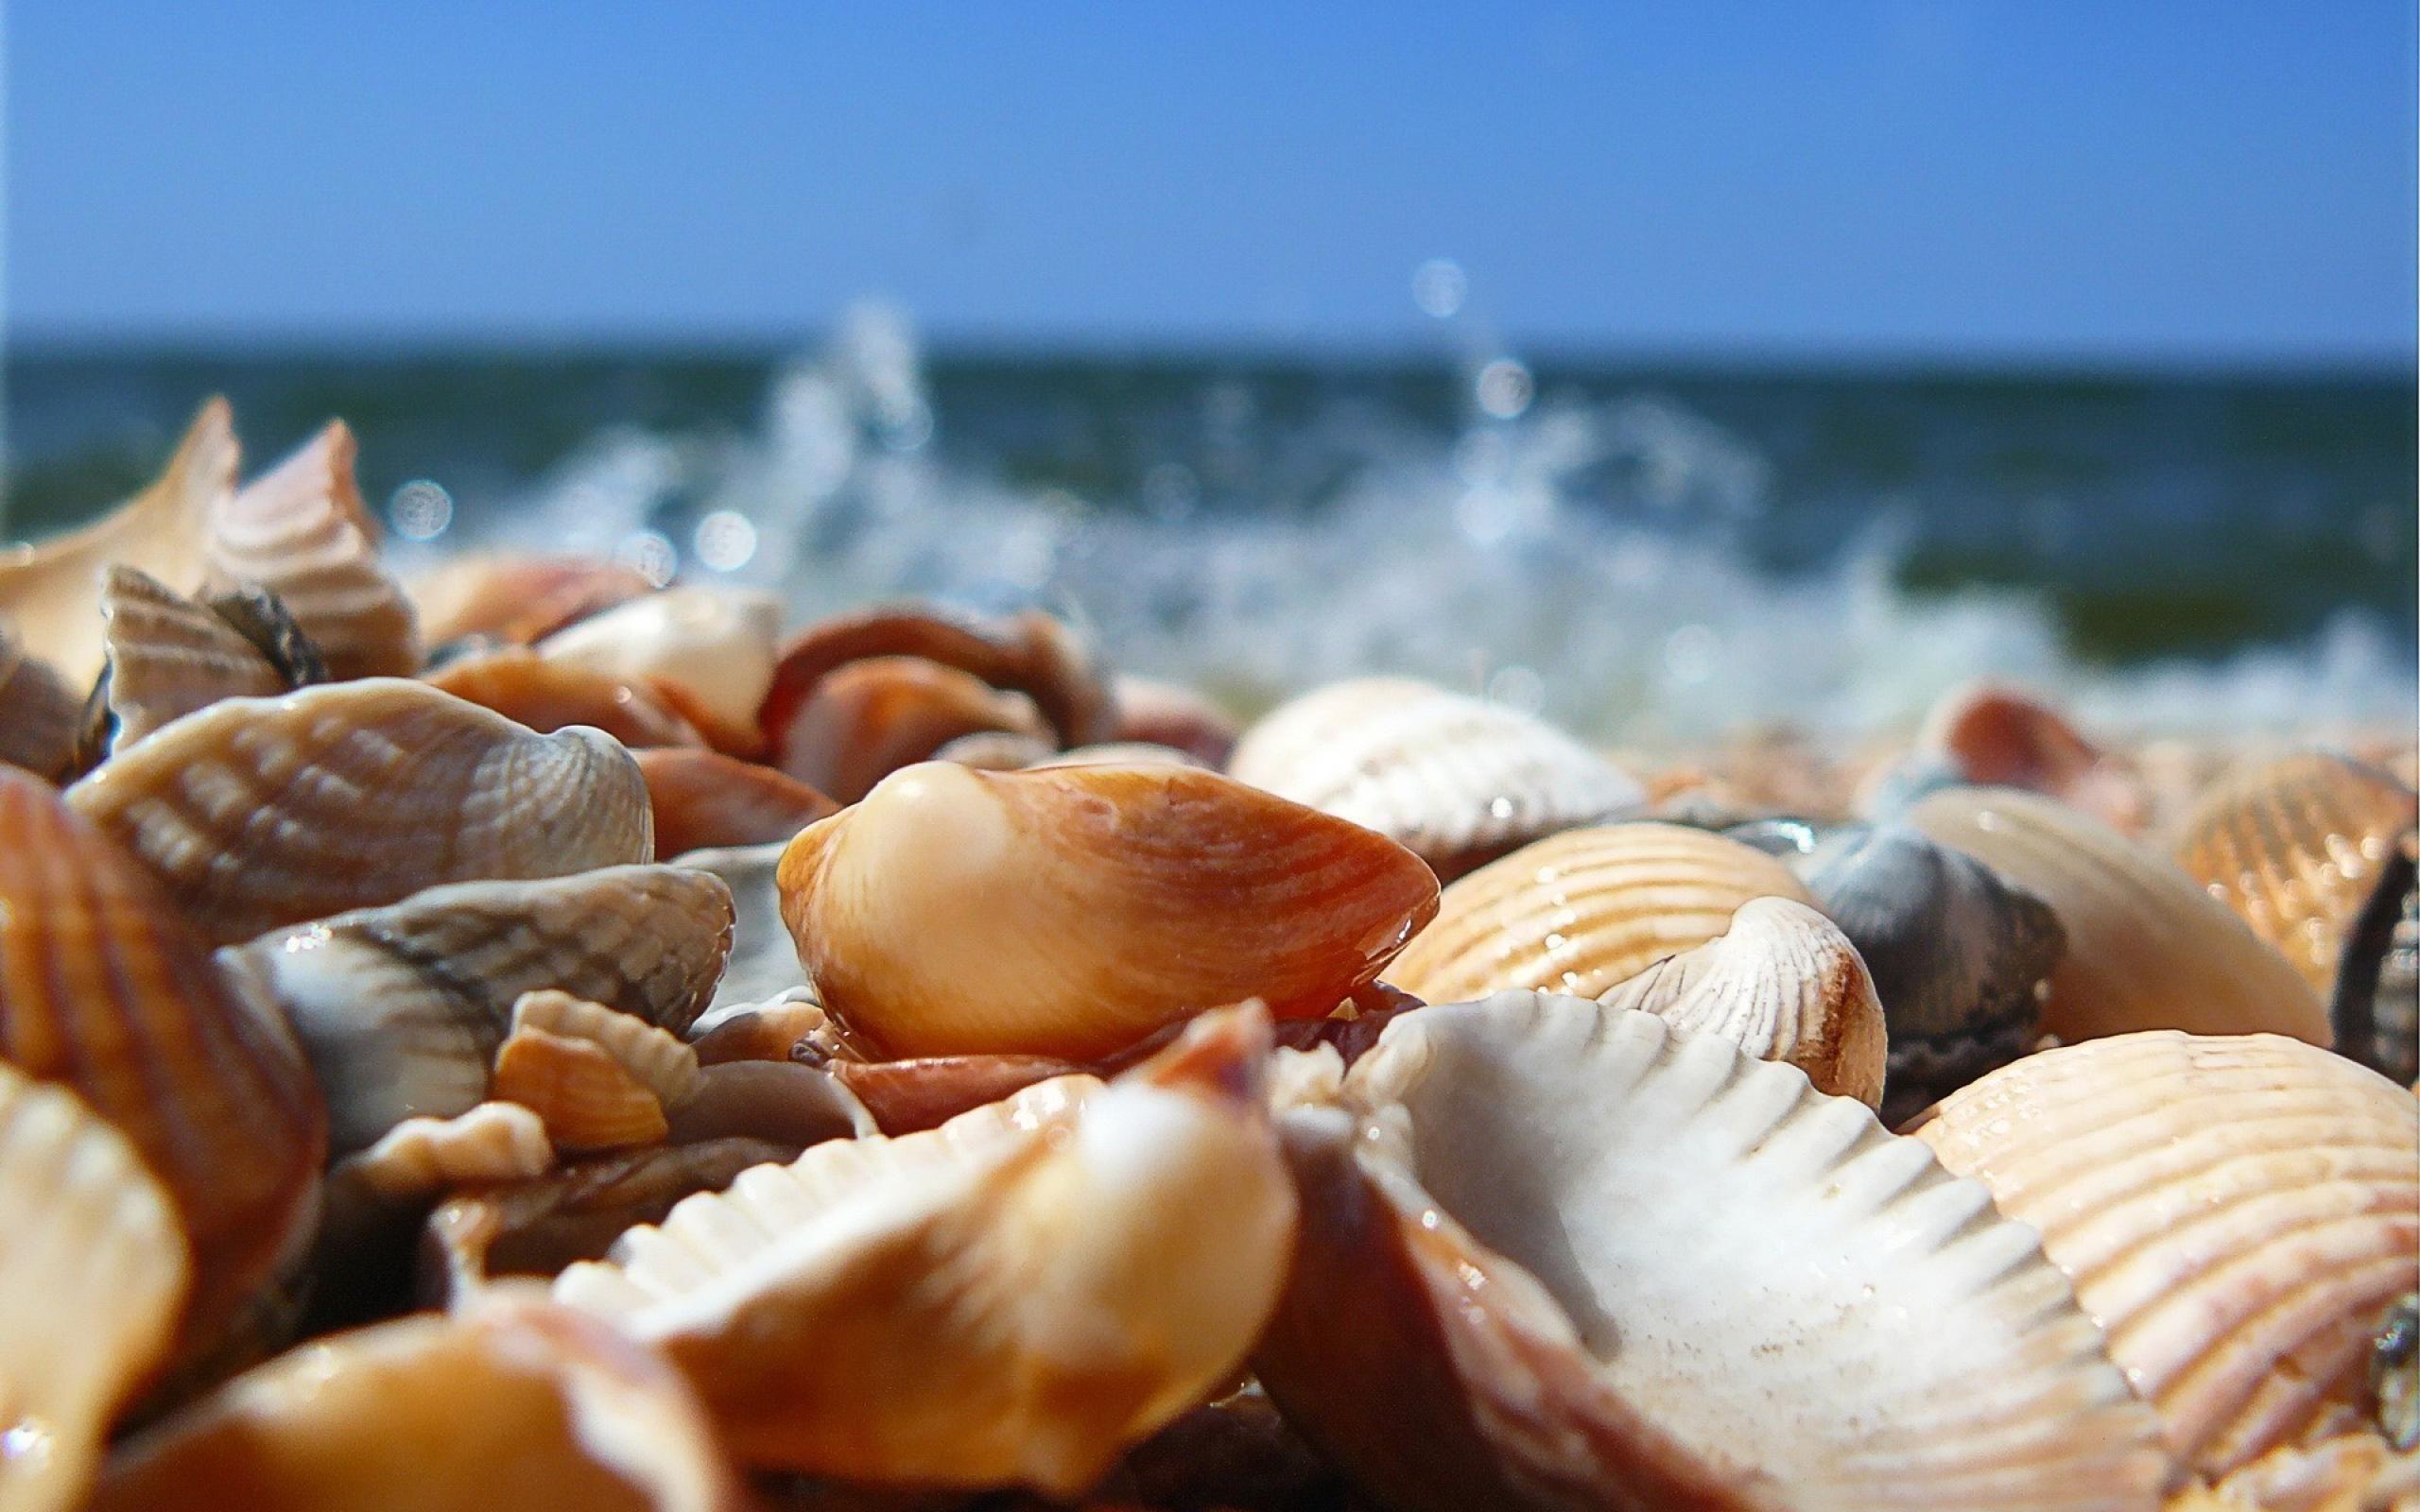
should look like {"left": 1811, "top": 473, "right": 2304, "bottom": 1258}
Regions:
{"left": 670, "top": 841, "right": 810, "bottom": 1013}
{"left": 2333, "top": 831, "right": 2418, "bottom": 1086}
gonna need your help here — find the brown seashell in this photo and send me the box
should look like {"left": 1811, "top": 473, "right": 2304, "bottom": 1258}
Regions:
{"left": 635, "top": 747, "right": 838, "bottom": 856}
{"left": 67, "top": 678, "right": 653, "bottom": 945}
{"left": 92, "top": 1295, "right": 745, "bottom": 1512}
{"left": 2332, "top": 830, "right": 2418, "bottom": 1086}
{"left": 777, "top": 761, "right": 1439, "bottom": 1057}
{"left": 1910, "top": 680, "right": 2148, "bottom": 833}
{"left": 1909, "top": 787, "right": 2330, "bottom": 1046}
{"left": 92, "top": 566, "right": 290, "bottom": 752}
{"left": 658, "top": 1060, "right": 876, "bottom": 1149}
{"left": 687, "top": 990, "right": 864, "bottom": 1067}
{"left": 0, "top": 1064, "right": 189, "bottom": 1512}
{"left": 204, "top": 421, "right": 421, "bottom": 679}
{"left": 1387, "top": 820, "right": 1817, "bottom": 1005}
{"left": 1910, "top": 1032, "right": 2420, "bottom": 1479}
{"left": 201, "top": 584, "right": 330, "bottom": 686}
{"left": 0, "top": 400, "right": 236, "bottom": 688}
{"left": 539, "top": 586, "right": 782, "bottom": 747}
{"left": 409, "top": 554, "right": 658, "bottom": 647}
{"left": 492, "top": 991, "right": 703, "bottom": 1152}
{"left": 1109, "top": 674, "right": 1238, "bottom": 768}
{"left": 1595, "top": 896, "right": 1888, "bottom": 1106}
{"left": 0, "top": 627, "right": 82, "bottom": 780}
{"left": 828, "top": 1053, "right": 1086, "bottom": 1135}
{"left": 554, "top": 1005, "right": 1297, "bottom": 1495}
{"left": 426, "top": 645, "right": 706, "bottom": 748}
{"left": 1228, "top": 678, "right": 1646, "bottom": 882}
{"left": 0, "top": 765, "right": 324, "bottom": 1366}
{"left": 769, "top": 655, "right": 1053, "bottom": 802}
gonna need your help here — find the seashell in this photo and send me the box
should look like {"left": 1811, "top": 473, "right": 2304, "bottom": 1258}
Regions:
{"left": 1594, "top": 896, "right": 1887, "bottom": 1105}
{"left": 1228, "top": 677, "right": 1645, "bottom": 882}
{"left": 222, "top": 864, "right": 734, "bottom": 1155}
{"left": 1034, "top": 740, "right": 1210, "bottom": 769}
{"left": 1109, "top": 673, "right": 1238, "bottom": 767}
{"left": 1909, "top": 787, "right": 2330, "bottom": 1046}
{"left": 539, "top": 586, "right": 781, "bottom": 748}
{"left": 2375, "top": 1295, "right": 2417, "bottom": 1452}
{"left": 492, "top": 991, "right": 703, "bottom": 1152}
{"left": 827, "top": 1053, "right": 1087, "bottom": 1135}
{"left": 92, "top": 566, "right": 290, "bottom": 752}
{"left": 0, "top": 627, "right": 81, "bottom": 780}
{"left": 930, "top": 728, "right": 1059, "bottom": 770}
{"left": 425, "top": 646, "right": 706, "bottom": 748}
{"left": 658, "top": 1060, "right": 876, "bottom": 1149}
{"left": 1251, "top": 992, "right": 2174, "bottom": 1512}
{"left": 1867, "top": 680, "right": 2148, "bottom": 833}
{"left": 1910, "top": 1031, "right": 2420, "bottom": 1479}
{"left": 673, "top": 843, "right": 810, "bottom": 1012}
{"left": 409, "top": 554, "right": 658, "bottom": 647}
{"left": 0, "top": 399, "right": 236, "bottom": 687}
{"left": 634, "top": 747, "right": 837, "bottom": 856}
{"left": 553, "top": 1005, "right": 1296, "bottom": 1494}
{"left": 1386, "top": 820, "right": 1817, "bottom": 1005}
{"left": 91, "top": 1294, "right": 745, "bottom": 1512}
{"left": 332, "top": 1102, "right": 555, "bottom": 1207}
{"left": 767, "top": 654, "right": 1053, "bottom": 802}
{"left": 204, "top": 421, "right": 420, "bottom": 679}
{"left": 0, "top": 765, "right": 324, "bottom": 1366}
{"left": 0, "top": 1064, "right": 189, "bottom": 1512}
{"left": 686, "top": 989, "right": 864, "bottom": 1067}
{"left": 67, "top": 678, "right": 654, "bottom": 944}
{"left": 777, "top": 761, "right": 1439, "bottom": 1057}
{"left": 2332, "top": 832, "right": 2417, "bottom": 1086}
{"left": 1800, "top": 822, "right": 2066, "bottom": 1126}
{"left": 1101, "top": 1382, "right": 1344, "bottom": 1512}
{"left": 2165, "top": 1431, "right": 2419, "bottom": 1512}
{"left": 199, "top": 583, "right": 329, "bottom": 686}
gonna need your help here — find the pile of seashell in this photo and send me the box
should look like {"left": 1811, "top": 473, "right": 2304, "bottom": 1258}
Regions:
{"left": 1, "top": 401, "right": 2413, "bottom": 1512}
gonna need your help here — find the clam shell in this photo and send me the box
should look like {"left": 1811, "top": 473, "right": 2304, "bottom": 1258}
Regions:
{"left": 425, "top": 646, "right": 706, "bottom": 748}
{"left": 1253, "top": 992, "right": 2174, "bottom": 1512}
{"left": 1387, "top": 821, "right": 1817, "bottom": 1005}
{"left": 658, "top": 1060, "right": 876, "bottom": 1149}
{"left": 510, "top": 991, "right": 703, "bottom": 1110}
{"left": 768, "top": 654, "right": 1052, "bottom": 802}
{"left": 0, "top": 1064, "right": 189, "bottom": 1512}
{"left": 91, "top": 1295, "right": 744, "bottom": 1512}
{"left": 1910, "top": 1031, "right": 2420, "bottom": 1479}
{"left": 221, "top": 864, "right": 734, "bottom": 1155}
{"left": 1109, "top": 674, "right": 1238, "bottom": 767}
{"left": 493, "top": 991, "right": 703, "bottom": 1152}
{"left": 671, "top": 843, "right": 808, "bottom": 1012}
{"left": 553, "top": 1005, "right": 1296, "bottom": 1493}
{"left": 539, "top": 586, "right": 781, "bottom": 746}
{"left": 1909, "top": 787, "right": 2329, "bottom": 1045}
{"left": 409, "top": 554, "right": 657, "bottom": 646}
{"left": 67, "top": 678, "right": 654, "bottom": 944}
{"left": 1228, "top": 677, "right": 1645, "bottom": 881}
{"left": 0, "top": 399, "right": 235, "bottom": 687}
{"left": 827, "top": 1052, "right": 1087, "bottom": 1135}
{"left": 94, "top": 566, "right": 289, "bottom": 752}
{"left": 0, "top": 627, "right": 81, "bottom": 781}
{"left": 777, "top": 761, "right": 1439, "bottom": 1057}
{"left": 204, "top": 421, "right": 420, "bottom": 679}
{"left": 633, "top": 747, "right": 837, "bottom": 855}
{"left": 332, "top": 1102, "right": 556, "bottom": 1206}
{"left": 1595, "top": 896, "right": 1887, "bottom": 1105}
{"left": 0, "top": 765, "right": 325, "bottom": 1367}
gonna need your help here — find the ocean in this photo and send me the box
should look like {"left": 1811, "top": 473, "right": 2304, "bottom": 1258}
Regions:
{"left": 8, "top": 310, "right": 2413, "bottom": 743}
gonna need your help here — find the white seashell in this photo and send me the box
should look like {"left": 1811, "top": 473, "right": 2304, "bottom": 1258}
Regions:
{"left": 539, "top": 586, "right": 781, "bottom": 745}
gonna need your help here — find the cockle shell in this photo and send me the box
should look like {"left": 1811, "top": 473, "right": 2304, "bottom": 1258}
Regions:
{"left": 539, "top": 586, "right": 781, "bottom": 747}
{"left": 672, "top": 844, "right": 809, "bottom": 1012}
{"left": 0, "top": 1064, "right": 189, "bottom": 1512}
{"left": 1910, "top": 1031, "right": 2420, "bottom": 1480}
{"left": 777, "top": 761, "right": 1439, "bottom": 1057}
{"left": 1909, "top": 787, "right": 2329, "bottom": 1046}
{"left": 205, "top": 421, "right": 420, "bottom": 679}
{"left": 1227, "top": 677, "right": 1646, "bottom": 882}
{"left": 768, "top": 654, "right": 1053, "bottom": 802}
{"left": 0, "top": 766, "right": 324, "bottom": 1364}
{"left": 1386, "top": 821, "right": 1818, "bottom": 1005}
{"left": 553, "top": 1005, "right": 1297, "bottom": 1494}
{"left": 92, "top": 566, "right": 291, "bottom": 752}
{"left": 1251, "top": 993, "right": 2173, "bottom": 1512}
{"left": 634, "top": 747, "right": 837, "bottom": 856}
{"left": 409, "top": 555, "right": 658, "bottom": 647}
{"left": 425, "top": 647, "right": 706, "bottom": 749}
{"left": 222, "top": 864, "right": 734, "bottom": 1155}
{"left": 0, "top": 628, "right": 80, "bottom": 781}
{"left": 492, "top": 991, "right": 704, "bottom": 1152}
{"left": 333, "top": 1103, "right": 556, "bottom": 1209}
{"left": 1595, "top": 896, "right": 1887, "bottom": 1106}
{"left": 67, "top": 679, "right": 653, "bottom": 945}
{"left": 92, "top": 1296, "right": 744, "bottom": 1512}
{"left": 0, "top": 399, "right": 236, "bottom": 687}
{"left": 1109, "top": 674, "right": 1238, "bottom": 767}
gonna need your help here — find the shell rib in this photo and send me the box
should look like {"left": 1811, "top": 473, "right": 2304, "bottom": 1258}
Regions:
{"left": 0, "top": 628, "right": 81, "bottom": 781}
{"left": 1910, "top": 1031, "right": 2420, "bottom": 1479}
{"left": 425, "top": 647, "right": 706, "bottom": 749}
{"left": 1388, "top": 821, "right": 1817, "bottom": 1005}
{"left": 777, "top": 761, "right": 1439, "bottom": 1057}
{"left": 634, "top": 747, "right": 838, "bottom": 856}
{"left": 66, "top": 678, "right": 653, "bottom": 944}
{"left": 539, "top": 586, "right": 781, "bottom": 745}
{"left": 673, "top": 844, "right": 807, "bottom": 1012}
{"left": 94, "top": 566, "right": 290, "bottom": 751}
{"left": 493, "top": 991, "right": 704, "bottom": 1152}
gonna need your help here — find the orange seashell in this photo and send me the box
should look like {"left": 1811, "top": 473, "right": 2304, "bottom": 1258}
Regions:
{"left": 538, "top": 587, "right": 781, "bottom": 747}
{"left": 1913, "top": 681, "right": 2149, "bottom": 833}
{"left": 0, "top": 627, "right": 82, "bottom": 781}
{"left": 634, "top": 747, "right": 838, "bottom": 856}
{"left": 767, "top": 654, "right": 1052, "bottom": 802}
{"left": 425, "top": 646, "right": 705, "bottom": 748}
{"left": 828, "top": 1053, "right": 1085, "bottom": 1135}
{"left": 408, "top": 554, "right": 658, "bottom": 647}
{"left": 491, "top": 991, "right": 703, "bottom": 1154}
{"left": 777, "top": 761, "right": 1440, "bottom": 1057}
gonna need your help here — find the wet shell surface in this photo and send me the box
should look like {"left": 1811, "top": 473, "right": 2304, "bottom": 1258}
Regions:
{"left": 1595, "top": 896, "right": 1887, "bottom": 1106}
{"left": 66, "top": 678, "right": 653, "bottom": 944}
{"left": 0, "top": 627, "right": 81, "bottom": 781}
{"left": 204, "top": 421, "right": 421, "bottom": 679}
{"left": 0, "top": 1064, "right": 189, "bottom": 1512}
{"left": 1252, "top": 992, "right": 2173, "bottom": 1512}
{"left": 1228, "top": 677, "right": 1646, "bottom": 881}
{"left": 777, "top": 761, "right": 1439, "bottom": 1057}
{"left": 1910, "top": 1031, "right": 2420, "bottom": 1480}
{"left": 424, "top": 646, "right": 706, "bottom": 749}
{"left": 538, "top": 586, "right": 781, "bottom": 745}
{"left": 492, "top": 990, "right": 703, "bottom": 1152}
{"left": 1909, "top": 787, "right": 2330, "bottom": 1046}
{"left": 1387, "top": 820, "right": 1818, "bottom": 1005}
{"left": 93, "top": 566, "right": 290, "bottom": 752}
{"left": 553, "top": 1005, "right": 1296, "bottom": 1494}
{"left": 633, "top": 747, "right": 837, "bottom": 856}
{"left": 768, "top": 654, "right": 1053, "bottom": 802}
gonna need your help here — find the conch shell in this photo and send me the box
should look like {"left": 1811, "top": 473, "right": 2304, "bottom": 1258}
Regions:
{"left": 633, "top": 747, "right": 837, "bottom": 856}
{"left": 0, "top": 627, "right": 82, "bottom": 781}
{"left": 538, "top": 586, "right": 781, "bottom": 748}
{"left": 425, "top": 647, "right": 705, "bottom": 749}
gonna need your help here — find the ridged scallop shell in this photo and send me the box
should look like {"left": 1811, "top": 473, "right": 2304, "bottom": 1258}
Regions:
{"left": 1910, "top": 787, "right": 2329, "bottom": 1046}
{"left": 493, "top": 991, "right": 703, "bottom": 1152}
{"left": 554, "top": 1005, "right": 1296, "bottom": 1493}
{"left": 1801, "top": 822, "right": 2066, "bottom": 1125}
{"left": 408, "top": 555, "right": 657, "bottom": 647}
{"left": 93, "top": 566, "right": 291, "bottom": 751}
{"left": 205, "top": 421, "right": 421, "bottom": 679}
{"left": 0, "top": 399, "right": 235, "bottom": 687}
{"left": 1910, "top": 1031, "right": 2420, "bottom": 1479}
{"left": 777, "top": 761, "right": 1439, "bottom": 1057}
{"left": 92, "top": 1295, "right": 743, "bottom": 1512}
{"left": 0, "top": 1064, "right": 189, "bottom": 1512}
{"left": 425, "top": 647, "right": 705, "bottom": 748}
{"left": 769, "top": 654, "right": 1053, "bottom": 802}
{"left": 1387, "top": 821, "right": 1818, "bottom": 1005}
{"left": 334, "top": 1102, "right": 555, "bottom": 1203}
{"left": 1109, "top": 674, "right": 1238, "bottom": 767}
{"left": 67, "top": 679, "right": 653, "bottom": 945}
{"left": 1253, "top": 993, "right": 2174, "bottom": 1512}
{"left": 1228, "top": 678, "right": 1646, "bottom": 882}
{"left": 672, "top": 844, "right": 808, "bottom": 1012}
{"left": 634, "top": 747, "right": 837, "bottom": 856}
{"left": 1595, "top": 896, "right": 1887, "bottom": 1105}
{"left": 222, "top": 864, "right": 734, "bottom": 1155}
{"left": 539, "top": 586, "right": 781, "bottom": 746}
{"left": 0, "top": 765, "right": 324, "bottom": 1364}
{"left": 0, "top": 627, "right": 81, "bottom": 781}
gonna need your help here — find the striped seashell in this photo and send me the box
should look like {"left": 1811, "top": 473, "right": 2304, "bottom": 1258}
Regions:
{"left": 768, "top": 654, "right": 1053, "bottom": 802}
{"left": 93, "top": 566, "right": 291, "bottom": 752}
{"left": 672, "top": 843, "right": 808, "bottom": 1013}
{"left": 0, "top": 627, "right": 81, "bottom": 781}
{"left": 538, "top": 586, "right": 781, "bottom": 748}
{"left": 425, "top": 646, "right": 706, "bottom": 749}
{"left": 633, "top": 747, "right": 837, "bottom": 856}
{"left": 408, "top": 554, "right": 658, "bottom": 647}
{"left": 2334, "top": 832, "right": 2418, "bottom": 1086}
{"left": 2162, "top": 1431, "right": 2419, "bottom": 1512}
{"left": 492, "top": 991, "right": 704, "bottom": 1152}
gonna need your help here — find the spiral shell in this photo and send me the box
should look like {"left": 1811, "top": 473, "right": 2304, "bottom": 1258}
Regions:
{"left": 634, "top": 747, "right": 837, "bottom": 856}
{"left": 538, "top": 586, "right": 781, "bottom": 747}
{"left": 425, "top": 647, "right": 706, "bottom": 749}
{"left": 0, "top": 627, "right": 81, "bottom": 781}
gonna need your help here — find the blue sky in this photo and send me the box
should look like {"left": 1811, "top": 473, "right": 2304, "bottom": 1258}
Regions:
{"left": 8, "top": 1, "right": 2414, "bottom": 361}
